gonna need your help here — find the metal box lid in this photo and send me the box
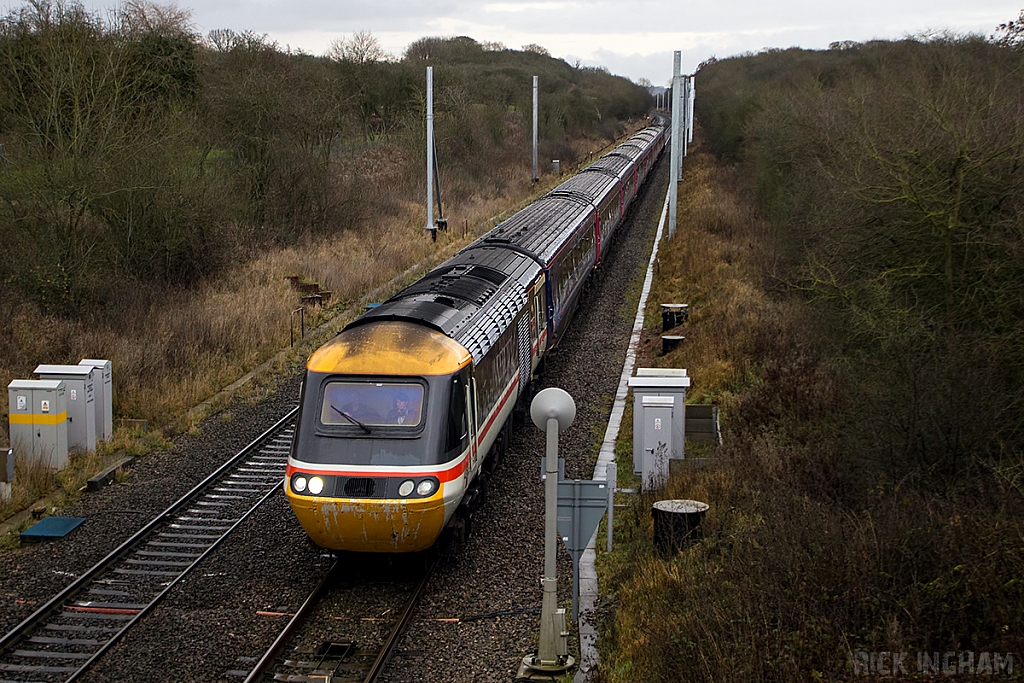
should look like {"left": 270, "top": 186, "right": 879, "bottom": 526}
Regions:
{"left": 35, "top": 364, "right": 94, "bottom": 377}
{"left": 8, "top": 379, "right": 64, "bottom": 390}
{"left": 628, "top": 375, "right": 691, "bottom": 388}
{"left": 636, "top": 368, "right": 688, "bottom": 377}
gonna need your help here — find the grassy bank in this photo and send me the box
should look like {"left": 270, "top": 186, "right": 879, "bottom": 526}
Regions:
{"left": 597, "top": 136, "right": 1024, "bottom": 681}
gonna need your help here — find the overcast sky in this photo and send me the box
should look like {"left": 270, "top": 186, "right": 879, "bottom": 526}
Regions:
{"left": 67, "top": 0, "right": 1022, "bottom": 84}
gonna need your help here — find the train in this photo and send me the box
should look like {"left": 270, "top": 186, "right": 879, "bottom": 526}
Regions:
{"left": 285, "top": 116, "right": 667, "bottom": 552}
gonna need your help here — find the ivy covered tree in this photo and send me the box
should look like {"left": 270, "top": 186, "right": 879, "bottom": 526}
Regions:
{"left": 992, "top": 9, "right": 1024, "bottom": 48}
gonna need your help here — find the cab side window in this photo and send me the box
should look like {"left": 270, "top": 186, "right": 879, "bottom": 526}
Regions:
{"left": 446, "top": 372, "right": 469, "bottom": 456}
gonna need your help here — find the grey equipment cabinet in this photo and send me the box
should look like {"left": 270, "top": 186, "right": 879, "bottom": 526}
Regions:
{"left": 34, "top": 364, "right": 96, "bottom": 453}
{"left": 627, "top": 369, "right": 690, "bottom": 474}
{"left": 8, "top": 379, "right": 69, "bottom": 469}
{"left": 79, "top": 359, "right": 113, "bottom": 441}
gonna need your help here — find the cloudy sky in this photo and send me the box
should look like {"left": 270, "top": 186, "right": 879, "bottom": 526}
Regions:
{"left": 71, "top": 0, "right": 1021, "bottom": 84}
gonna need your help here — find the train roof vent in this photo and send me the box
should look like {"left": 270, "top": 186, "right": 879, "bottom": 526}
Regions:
{"left": 434, "top": 295, "right": 456, "bottom": 307}
{"left": 437, "top": 278, "right": 494, "bottom": 305}
{"left": 468, "top": 265, "right": 507, "bottom": 286}
{"left": 443, "top": 265, "right": 473, "bottom": 279}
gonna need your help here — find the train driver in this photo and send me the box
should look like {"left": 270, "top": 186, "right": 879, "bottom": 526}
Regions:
{"left": 387, "top": 389, "right": 422, "bottom": 426}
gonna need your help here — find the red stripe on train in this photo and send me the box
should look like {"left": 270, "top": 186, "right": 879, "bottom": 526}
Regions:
{"left": 287, "top": 456, "right": 469, "bottom": 483}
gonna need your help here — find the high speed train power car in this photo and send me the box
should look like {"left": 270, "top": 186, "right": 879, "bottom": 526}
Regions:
{"left": 285, "top": 117, "right": 667, "bottom": 552}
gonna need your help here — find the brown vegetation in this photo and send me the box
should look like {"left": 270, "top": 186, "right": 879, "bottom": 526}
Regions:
{"left": 599, "top": 30, "right": 1024, "bottom": 682}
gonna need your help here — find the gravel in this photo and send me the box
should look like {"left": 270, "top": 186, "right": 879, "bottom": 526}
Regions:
{"left": 0, "top": 374, "right": 306, "bottom": 667}
{"left": 0, "top": 151, "right": 668, "bottom": 683}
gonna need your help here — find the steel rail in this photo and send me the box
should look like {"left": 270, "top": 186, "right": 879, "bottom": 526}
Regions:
{"left": 240, "top": 556, "right": 436, "bottom": 683}
{"left": 0, "top": 407, "right": 299, "bottom": 683}
{"left": 362, "top": 558, "right": 436, "bottom": 683}
{"left": 240, "top": 558, "right": 340, "bottom": 683}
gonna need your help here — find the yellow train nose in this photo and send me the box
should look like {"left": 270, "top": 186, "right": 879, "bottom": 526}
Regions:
{"left": 287, "top": 492, "right": 447, "bottom": 552}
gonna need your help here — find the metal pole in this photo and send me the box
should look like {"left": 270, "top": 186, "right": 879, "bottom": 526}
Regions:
{"left": 521, "top": 388, "right": 575, "bottom": 678}
{"left": 532, "top": 75, "right": 539, "bottom": 182}
{"left": 538, "top": 416, "right": 559, "bottom": 663}
{"left": 571, "top": 482, "right": 581, "bottom": 621}
{"left": 688, "top": 76, "right": 695, "bottom": 144}
{"left": 426, "top": 67, "right": 434, "bottom": 234}
{"left": 669, "top": 51, "right": 681, "bottom": 238}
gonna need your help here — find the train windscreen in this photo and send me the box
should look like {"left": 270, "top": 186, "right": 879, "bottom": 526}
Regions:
{"left": 319, "top": 382, "right": 424, "bottom": 427}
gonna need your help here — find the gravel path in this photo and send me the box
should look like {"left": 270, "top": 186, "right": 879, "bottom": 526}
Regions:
{"left": 0, "top": 152, "right": 668, "bottom": 683}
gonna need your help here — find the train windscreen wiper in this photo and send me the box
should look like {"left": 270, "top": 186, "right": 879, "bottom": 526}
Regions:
{"left": 331, "top": 404, "right": 372, "bottom": 434}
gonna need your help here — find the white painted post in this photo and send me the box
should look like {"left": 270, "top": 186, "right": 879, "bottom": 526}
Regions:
{"left": 688, "top": 76, "right": 695, "bottom": 144}
{"left": 683, "top": 77, "right": 690, "bottom": 158}
{"left": 606, "top": 461, "right": 617, "bottom": 552}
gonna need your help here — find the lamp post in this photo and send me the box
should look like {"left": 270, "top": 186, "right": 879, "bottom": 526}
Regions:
{"left": 518, "top": 388, "right": 576, "bottom": 678}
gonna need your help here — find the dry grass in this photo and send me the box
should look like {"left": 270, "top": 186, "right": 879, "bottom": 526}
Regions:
{"left": 597, "top": 139, "right": 1024, "bottom": 682}
{"left": 0, "top": 430, "right": 169, "bottom": 523}
{"left": 646, "top": 153, "right": 775, "bottom": 405}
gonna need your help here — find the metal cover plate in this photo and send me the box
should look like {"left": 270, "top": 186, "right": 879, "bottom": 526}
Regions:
{"left": 21, "top": 516, "right": 86, "bottom": 539}
{"left": 556, "top": 480, "right": 608, "bottom": 552}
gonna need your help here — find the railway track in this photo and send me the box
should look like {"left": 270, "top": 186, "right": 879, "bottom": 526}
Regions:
{"left": 0, "top": 408, "right": 298, "bottom": 683}
{"left": 235, "top": 556, "right": 435, "bottom": 683}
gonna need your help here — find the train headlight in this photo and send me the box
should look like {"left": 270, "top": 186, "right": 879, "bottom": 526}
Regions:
{"left": 308, "top": 476, "right": 325, "bottom": 495}
{"left": 416, "top": 479, "right": 435, "bottom": 496}
{"left": 398, "top": 480, "right": 415, "bottom": 497}
{"left": 292, "top": 476, "right": 307, "bottom": 493}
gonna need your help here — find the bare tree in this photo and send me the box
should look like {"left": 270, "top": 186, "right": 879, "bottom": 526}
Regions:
{"left": 205, "top": 27, "right": 235, "bottom": 51}
{"left": 521, "top": 43, "right": 550, "bottom": 56}
{"left": 116, "top": 0, "right": 193, "bottom": 36}
{"left": 327, "top": 30, "right": 386, "bottom": 63}
{"left": 204, "top": 28, "right": 274, "bottom": 52}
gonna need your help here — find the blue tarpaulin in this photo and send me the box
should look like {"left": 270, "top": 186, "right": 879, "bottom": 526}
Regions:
{"left": 21, "top": 516, "right": 85, "bottom": 540}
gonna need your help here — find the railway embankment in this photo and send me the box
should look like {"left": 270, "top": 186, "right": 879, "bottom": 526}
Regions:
{"left": 596, "top": 40, "right": 1024, "bottom": 677}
